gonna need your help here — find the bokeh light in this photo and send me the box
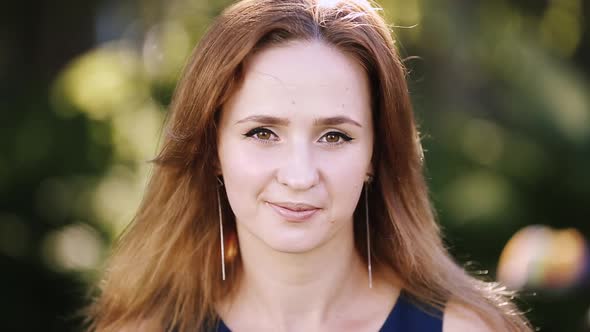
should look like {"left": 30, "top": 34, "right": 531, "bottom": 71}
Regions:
{"left": 498, "top": 225, "right": 590, "bottom": 291}
{"left": 443, "top": 171, "right": 513, "bottom": 224}
{"left": 539, "top": 0, "right": 583, "bottom": 57}
{"left": 41, "top": 223, "right": 104, "bottom": 272}
{"left": 50, "top": 43, "right": 148, "bottom": 121}
{"left": 142, "top": 20, "right": 191, "bottom": 84}
{"left": 92, "top": 164, "right": 152, "bottom": 236}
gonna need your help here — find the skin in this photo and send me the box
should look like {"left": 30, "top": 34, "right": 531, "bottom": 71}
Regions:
{"left": 214, "top": 40, "right": 494, "bottom": 332}
{"left": 217, "top": 40, "right": 374, "bottom": 256}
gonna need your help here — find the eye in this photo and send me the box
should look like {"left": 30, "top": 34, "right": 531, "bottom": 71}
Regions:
{"left": 320, "top": 131, "right": 354, "bottom": 145}
{"left": 243, "top": 127, "right": 278, "bottom": 142}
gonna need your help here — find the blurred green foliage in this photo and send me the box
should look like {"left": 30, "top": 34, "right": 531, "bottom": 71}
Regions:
{"left": 1, "top": 0, "right": 588, "bottom": 331}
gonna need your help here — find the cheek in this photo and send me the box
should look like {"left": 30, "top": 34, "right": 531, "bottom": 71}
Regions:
{"left": 220, "top": 140, "right": 276, "bottom": 184}
{"left": 317, "top": 145, "right": 371, "bottom": 182}
{"left": 316, "top": 146, "right": 371, "bottom": 215}
{"left": 218, "top": 139, "right": 276, "bottom": 217}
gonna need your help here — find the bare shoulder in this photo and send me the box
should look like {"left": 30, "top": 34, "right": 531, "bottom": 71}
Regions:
{"left": 443, "top": 298, "right": 496, "bottom": 332}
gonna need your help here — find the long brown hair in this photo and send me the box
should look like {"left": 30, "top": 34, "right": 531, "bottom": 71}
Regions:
{"left": 83, "top": 0, "right": 532, "bottom": 331}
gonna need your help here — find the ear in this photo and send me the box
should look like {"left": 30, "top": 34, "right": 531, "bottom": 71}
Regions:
{"left": 212, "top": 157, "right": 222, "bottom": 176}
{"left": 365, "top": 162, "right": 374, "bottom": 182}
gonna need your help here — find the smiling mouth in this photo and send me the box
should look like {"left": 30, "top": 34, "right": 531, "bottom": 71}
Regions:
{"left": 266, "top": 202, "right": 320, "bottom": 222}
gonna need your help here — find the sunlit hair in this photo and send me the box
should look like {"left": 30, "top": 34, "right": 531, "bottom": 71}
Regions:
{"left": 83, "top": 0, "right": 532, "bottom": 331}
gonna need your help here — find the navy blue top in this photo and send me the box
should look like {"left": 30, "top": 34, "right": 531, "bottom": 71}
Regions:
{"left": 214, "top": 290, "right": 443, "bottom": 331}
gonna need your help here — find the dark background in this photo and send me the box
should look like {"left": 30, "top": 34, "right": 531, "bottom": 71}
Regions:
{"left": 1, "top": 0, "right": 589, "bottom": 331}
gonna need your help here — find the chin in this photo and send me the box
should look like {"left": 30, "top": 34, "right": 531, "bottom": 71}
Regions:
{"left": 236, "top": 210, "right": 344, "bottom": 254}
{"left": 251, "top": 218, "right": 335, "bottom": 253}
{"left": 270, "top": 242, "right": 319, "bottom": 254}
{"left": 263, "top": 231, "right": 325, "bottom": 254}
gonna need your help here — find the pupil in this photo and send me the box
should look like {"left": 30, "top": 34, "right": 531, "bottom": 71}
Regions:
{"left": 327, "top": 134, "right": 337, "bottom": 142}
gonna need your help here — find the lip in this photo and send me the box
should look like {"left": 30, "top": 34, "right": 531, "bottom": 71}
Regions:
{"left": 266, "top": 202, "right": 320, "bottom": 222}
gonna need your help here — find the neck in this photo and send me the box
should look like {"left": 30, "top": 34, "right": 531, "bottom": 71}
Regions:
{"left": 226, "top": 221, "right": 370, "bottom": 330}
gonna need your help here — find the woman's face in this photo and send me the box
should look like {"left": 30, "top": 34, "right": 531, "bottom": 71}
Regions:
{"left": 217, "top": 40, "right": 373, "bottom": 254}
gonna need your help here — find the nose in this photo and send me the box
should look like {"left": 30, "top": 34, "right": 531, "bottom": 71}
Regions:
{"left": 276, "top": 140, "right": 320, "bottom": 191}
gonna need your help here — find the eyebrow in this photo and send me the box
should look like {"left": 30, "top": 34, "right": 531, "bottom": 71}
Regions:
{"left": 235, "top": 115, "right": 362, "bottom": 127}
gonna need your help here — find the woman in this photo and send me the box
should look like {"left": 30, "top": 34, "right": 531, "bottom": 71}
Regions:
{"left": 84, "top": 0, "right": 533, "bottom": 331}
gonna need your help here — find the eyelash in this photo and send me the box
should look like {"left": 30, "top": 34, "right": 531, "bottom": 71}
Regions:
{"left": 242, "top": 127, "right": 354, "bottom": 146}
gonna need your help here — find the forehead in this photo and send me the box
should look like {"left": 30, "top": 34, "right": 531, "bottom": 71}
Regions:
{"left": 222, "top": 40, "right": 371, "bottom": 122}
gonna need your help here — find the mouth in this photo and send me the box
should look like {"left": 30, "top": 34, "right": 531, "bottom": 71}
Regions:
{"left": 266, "top": 201, "right": 320, "bottom": 222}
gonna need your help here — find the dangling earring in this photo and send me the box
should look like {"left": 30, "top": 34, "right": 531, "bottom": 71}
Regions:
{"left": 365, "top": 174, "right": 373, "bottom": 289}
{"left": 216, "top": 176, "right": 226, "bottom": 281}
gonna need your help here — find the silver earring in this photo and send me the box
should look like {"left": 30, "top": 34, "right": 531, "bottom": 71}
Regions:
{"left": 364, "top": 175, "right": 373, "bottom": 288}
{"left": 216, "top": 176, "right": 226, "bottom": 281}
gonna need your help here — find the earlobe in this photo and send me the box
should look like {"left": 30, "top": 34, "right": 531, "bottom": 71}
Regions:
{"left": 212, "top": 157, "right": 222, "bottom": 176}
{"left": 365, "top": 163, "right": 374, "bottom": 183}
